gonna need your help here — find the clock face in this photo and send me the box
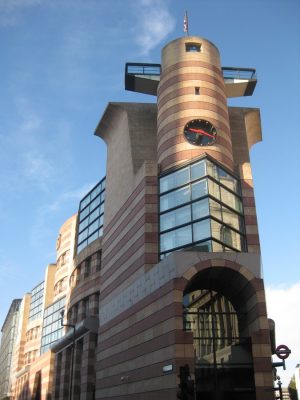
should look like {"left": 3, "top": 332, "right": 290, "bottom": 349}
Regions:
{"left": 184, "top": 119, "right": 217, "bottom": 146}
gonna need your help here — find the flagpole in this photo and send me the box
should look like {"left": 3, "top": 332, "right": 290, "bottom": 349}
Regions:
{"left": 184, "top": 10, "right": 189, "bottom": 36}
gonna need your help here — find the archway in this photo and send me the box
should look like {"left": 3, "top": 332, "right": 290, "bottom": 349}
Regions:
{"left": 183, "top": 266, "right": 258, "bottom": 400}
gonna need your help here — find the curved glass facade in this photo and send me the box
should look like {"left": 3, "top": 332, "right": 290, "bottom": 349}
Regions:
{"left": 28, "top": 282, "right": 44, "bottom": 322}
{"left": 77, "top": 177, "right": 106, "bottom": 254}
{"left": 159, "top": 157, "right": 246, "bottom": 258}
{"left": 40, "top": 296, "right": 65, "bottom": 354}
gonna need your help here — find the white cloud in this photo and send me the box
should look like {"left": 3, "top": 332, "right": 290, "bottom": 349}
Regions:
{"left": 22, "top": 151, "right": 55, "bottom": 190}
{"left": 45, "top": 184, "right": 97, "bottom": 213}
{"left": 133, "top": 0, "right": 176, "bottom": 55}
{"left": 0, "top": 0, "right": 41, "bottom": 27}
{"left": 29, "top": 182, "right": 96, "bottom": 248}
{"left": 13, "top": 97, "right": 58, "bottom": 190}
{"left": 265, "top": 282, "right": 300, "bottom": 386}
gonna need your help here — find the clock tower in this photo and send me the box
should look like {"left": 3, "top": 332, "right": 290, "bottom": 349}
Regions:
{"left": 157, "top": 37, "right": 234, "bottom": 172}
{"left": 93, "top": 35, "right": 274, "bottom": 400}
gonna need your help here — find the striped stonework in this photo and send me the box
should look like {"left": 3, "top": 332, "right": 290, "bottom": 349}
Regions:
{"left": 29, "top": 351, "right": 55, "bottom": 400}
{"left": 229, "top": 107, "right": 262, "bottom": 253}
{"left": 96, "top": 277, "right": 191, "bottom": 400}
{"left": 100, "top": 171, "right": 159, "bottom": 304}
{"left": 157, "top": 37, "right": 234, "bottom": 172}
{"left": 96, "top": 251, "right": 273, "bottom": 400}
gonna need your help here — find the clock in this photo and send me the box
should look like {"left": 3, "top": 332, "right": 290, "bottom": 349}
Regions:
{"left": 183, "top": 119, "right": 217, "bottom": 146}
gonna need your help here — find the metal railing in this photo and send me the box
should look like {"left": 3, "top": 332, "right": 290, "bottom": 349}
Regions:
{"left": 222, "top": 67, "right": 257, "bottom": 80}
{"left": 125, "top": 62, "right": 161, "bottom": 76}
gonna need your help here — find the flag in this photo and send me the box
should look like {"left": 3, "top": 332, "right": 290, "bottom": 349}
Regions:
{"left": 184, "top": 11, "right": 188, "bottom": 34}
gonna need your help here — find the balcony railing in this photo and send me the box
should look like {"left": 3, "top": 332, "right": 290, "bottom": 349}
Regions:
{"left": 125, "top": 63, "right": 161, "bottom": 76}
{"left": 222, "top": 67, "right": 257, "bottom": 80}
{"left": 125, "top": 63, "right": 257, "bottom": 96}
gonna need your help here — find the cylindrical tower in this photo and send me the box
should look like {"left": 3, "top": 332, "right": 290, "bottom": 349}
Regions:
{"left": 157, "top": 36, "right": 233, "bottom": 172}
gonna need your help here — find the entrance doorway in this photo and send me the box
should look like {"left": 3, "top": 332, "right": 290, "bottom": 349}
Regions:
{"left": 183, "top": 285, "right": 256, "bottom": 400}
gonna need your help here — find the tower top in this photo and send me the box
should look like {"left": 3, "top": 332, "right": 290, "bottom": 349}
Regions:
{"left": 125, "top": 35, "right": 257, "bottom": 98}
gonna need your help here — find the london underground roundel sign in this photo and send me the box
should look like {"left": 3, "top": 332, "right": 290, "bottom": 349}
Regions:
{"left": 275, "top": 344, "right": 291, "bottom": 360}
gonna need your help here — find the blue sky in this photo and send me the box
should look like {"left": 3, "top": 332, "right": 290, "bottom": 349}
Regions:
{"left": 0, "top": 0, "right": 299, "bottom": 385}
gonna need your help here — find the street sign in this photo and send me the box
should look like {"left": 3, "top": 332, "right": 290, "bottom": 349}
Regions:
{"left": 275, "top": 344, "right": 291, "bottom": 360}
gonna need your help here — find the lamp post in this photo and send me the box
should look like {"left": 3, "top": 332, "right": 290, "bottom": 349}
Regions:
{"left": 60, "top": 310, "right": 75, "bottom": 400}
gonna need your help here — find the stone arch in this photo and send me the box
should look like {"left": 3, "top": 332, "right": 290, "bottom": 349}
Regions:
{"left": 182, "top": 258, "right": 267, "bottom": 337}
{"left": 180, "top": 257, "right": 273, "bottom": 400}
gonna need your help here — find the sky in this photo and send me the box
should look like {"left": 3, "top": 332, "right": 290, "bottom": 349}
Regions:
{"left": 0, "top": 0, "right": 299, "bottom": 387}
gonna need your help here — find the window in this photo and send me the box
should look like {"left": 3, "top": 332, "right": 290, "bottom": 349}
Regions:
{"left": 77, "top": 177, "right": 105, "bottom": 254}
{"left": 195, "top": 87, "right": 200, "bottom": 95}
{"left": 84, "top": 258, "right": 91, "bottom": 278}
{"left": 28, "top": 282, "right": 44, "bottom": 322}
{"left": 161, "top": 225, "right": 192, "bottom": 252}
{"left": 186, "top": 43, "right": 201, "bottom": 52}
{"left": 159, "top": 156, "right": 246, "bottom": 257}
{"left": 40, "top": 297, "right": 66, "bottom": 354}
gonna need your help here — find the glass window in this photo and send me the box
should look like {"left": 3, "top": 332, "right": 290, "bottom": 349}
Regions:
{"left": 158, "top": 157, "right": 246, "bottom": 256}
{"left": 222, "top": 226, "right": 233, "bottom": 247}
{"left": 79, "top": 207, "right": 90, "bottom": 222}
{"left": 191, "top": 160, "right": 206, "bottom": 181}
{"left": 100, "top": 202, "right": 105, "bottom": 215}
{"left": 88, "top": 230, "right": 99, "bottom": 244}
{"left": 78, "top": 229, "right": 88, "bottom": 244}
{"left": 90, "top": 195, "right": 101, "bottom": 212}
{"left": 217, "top": 166, "right": 240, "bottom": 194}
{"left": 99, "top": 215, "right": 104, "bottom": 226}
{"left": 89, "top": 207, "right": 100, "bottom": 224}
{"left": 192, "top": 240, "right": 212, "bottom": 252}
{"left": 88, "top": 219, "right": 99, "bottom": 235}
{"left": 186, "top": 43, "right": 201, "bottom": 52}
{"left": 77, "top": 177, "right": 106, "bottom": 254}
{"left": 29, "top": 282, "right": 45, "bottom": 322}
{"left": 160, "top": 167, "right": 190, "bottom": 193}
{"left": 192, "top": 198, "right": 209, "bottom": 220}
{"left": 90, "top": 183, "right": 101, "bottom": 200}
{"left": 220, "top": 187, "right": 243, "bottom": 213}
{"left": 222, "top": 205, "right": 244, "bottom": 233}
{"left": 209, "top": 199, "right": 222, "bottom": 221}
{"left": 193, "top": 218, "right": 211, "bottom": 242}
{"left": 80, "top": 195, "right": 90, "bottom": 211}
{"left": 206, "top": 159, "right": 218, "bottom": 180}
{"left": 192, "top": 179, "right": 208, "bottom": 200}
{"left": 160, "top": 205, "right": 191, "bottom": 232}
{"left": 214, "top": 242, "right": 233, "bottom": 252}
{"left": 160, "top": 186, "right": 190, "bottom": 212}
{"left": 210, "top": 219, "right": 223, "bottom": 242}
{"left": 77, "top": 241, "right": 87, "bottom": 254}
{"left": 208, "top": 179, "right": 220, "bottom": 200}
{"left": 41, "top": 297, "right": 65, "bottom": 354}
{"left": 160, "top": 225, "right": 192, "bottom": 252}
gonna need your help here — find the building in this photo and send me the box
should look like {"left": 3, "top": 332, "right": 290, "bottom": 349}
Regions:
{"left": 3, "top": 215, "right": 77, "bottom": 400}
{"left": 1, "top": 34, "right": 276, "bottom": 400}
{"left": 51, "top": 35, "right": 274, "bottom": 400}
{"left": 0, "top": 299, "right": 21, "bottom": 399}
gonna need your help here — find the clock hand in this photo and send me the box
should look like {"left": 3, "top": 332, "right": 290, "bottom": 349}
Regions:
{"left": 188, "top": 128, "right": 215, "bottom": 139}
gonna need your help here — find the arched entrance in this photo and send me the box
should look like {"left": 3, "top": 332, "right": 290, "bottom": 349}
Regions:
{"left": 183, "top": 266, "right": 258, "bottom": 400}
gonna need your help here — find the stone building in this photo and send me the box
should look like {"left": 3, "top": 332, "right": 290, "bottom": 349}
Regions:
{"left": 1, "top": 34, "right": 276, "bottom": 400}
{"left": 0, "top": 299, "right": 21, "bottom": 399}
